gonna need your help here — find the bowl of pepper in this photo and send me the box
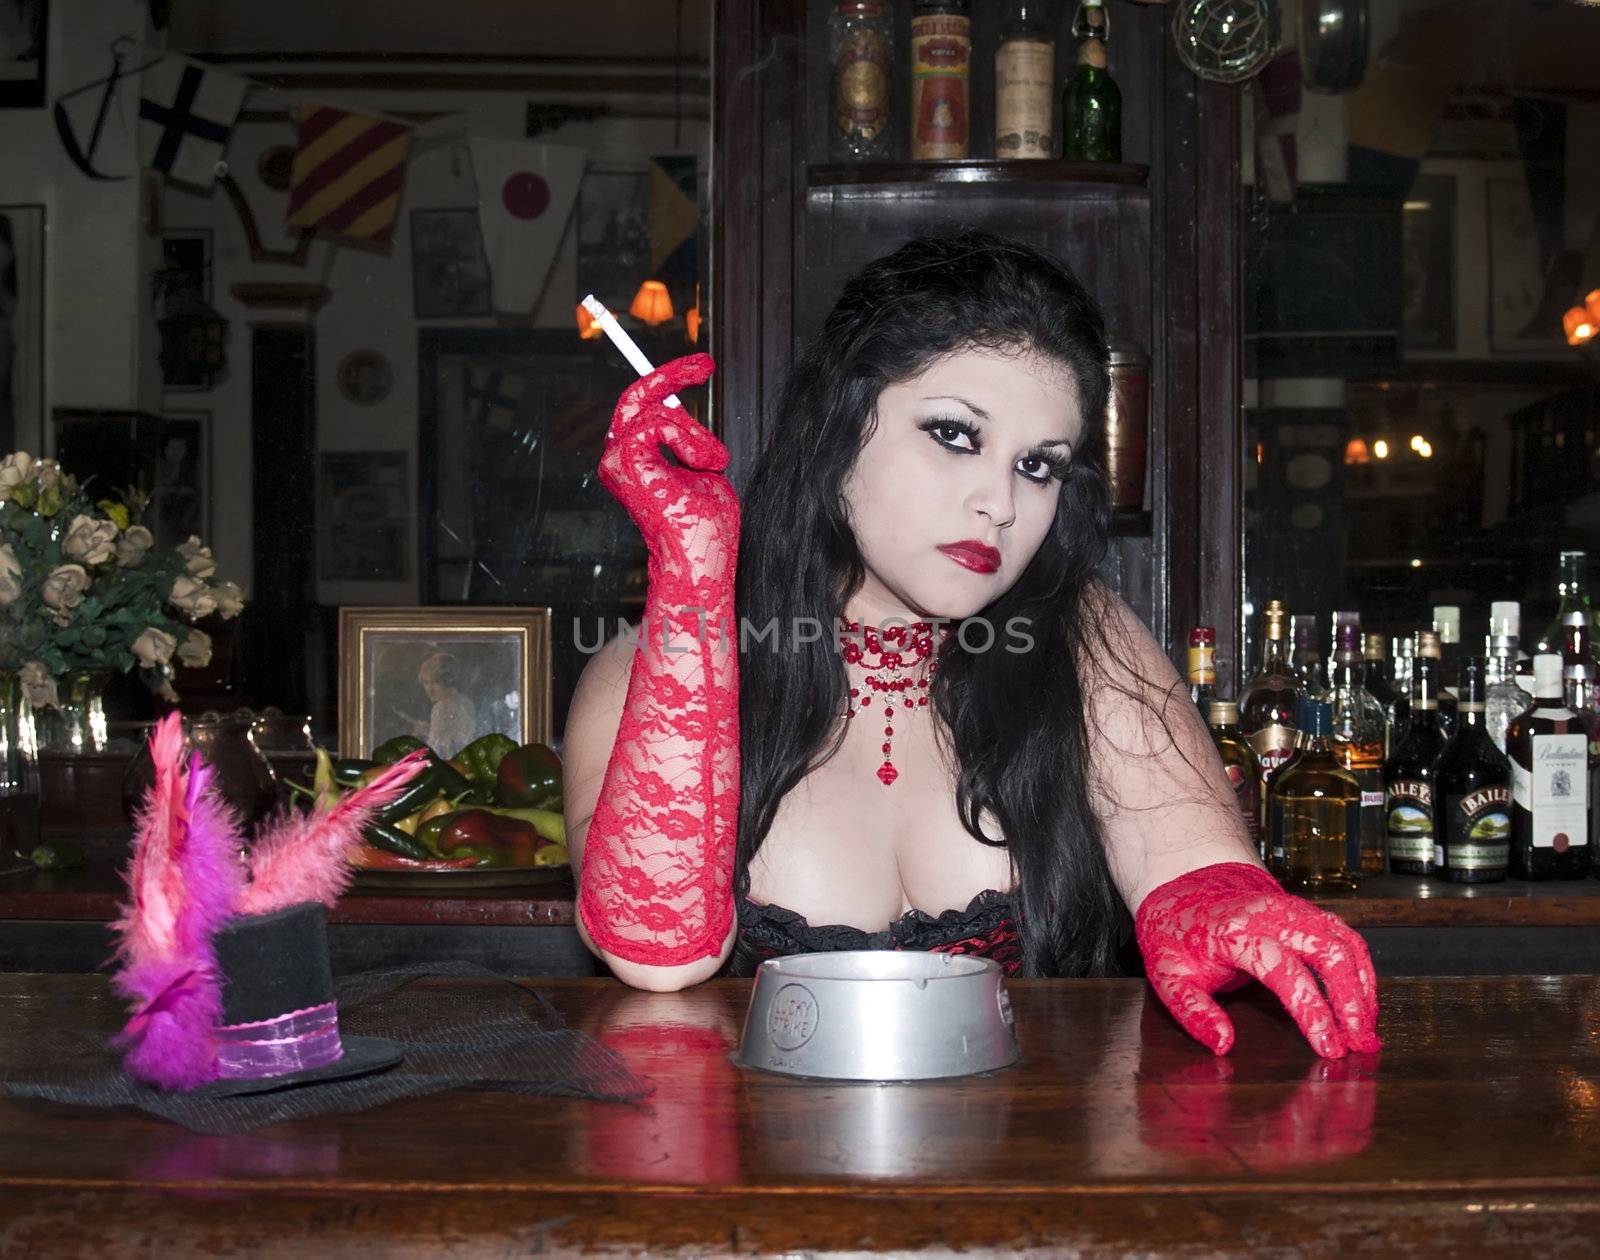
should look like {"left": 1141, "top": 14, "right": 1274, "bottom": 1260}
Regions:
{"left": 327, "top": 733, "right": 568, "bottom": 888}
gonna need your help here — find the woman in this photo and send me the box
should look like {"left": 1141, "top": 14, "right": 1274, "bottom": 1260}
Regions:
{"left": 566, "top": 231, "right": 1380, "bottom": 1059}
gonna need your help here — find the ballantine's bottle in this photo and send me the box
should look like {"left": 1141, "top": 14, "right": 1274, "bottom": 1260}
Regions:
{"left": 1508, "top": 654, "right": 1590, "bottom": 880}
{"left": 1238, "top": 599, "right": 1300, "bottom": 830}
{"left": 1207, "top": 700, "right": 1263, "bottom": 862}
{"left": 1435, "top": 657, "right": 1511, "bottom": 884}
{"left": 1383, "top": 630, "right": 1448, "bottom": 876}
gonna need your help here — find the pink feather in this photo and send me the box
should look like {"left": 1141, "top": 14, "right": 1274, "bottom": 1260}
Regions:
{"left": 110, "top": 721, "right": 249, "bottom": 1090}
{"left": 239, "top": 750, "right": 431, "bottom": 915}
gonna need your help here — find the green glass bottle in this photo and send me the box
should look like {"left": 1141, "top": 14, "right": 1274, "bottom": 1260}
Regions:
{"left": 1061, "top": 0, "right": 1120, "bottom": 162}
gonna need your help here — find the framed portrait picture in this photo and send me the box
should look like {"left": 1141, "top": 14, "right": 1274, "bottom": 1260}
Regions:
{"left": 336, "top": 349, "right": 393, "bottom": 406}
{"left": 152, "top": 409, "right": 210, "bottom": 549}
{"left": 319, "top": 450, "right": 409, "bottom": 582}
{"left": 0, "top": 204, "right": 44, "bottom": 449}
{"left": 0, "top": 0, "right": 46, "bottom": 109}
{"left": 1486, "top": 177, "right": 1566, "bottom": 354}
{"left": 337, "top": 606, "right": 552, "bottom": 759}
{"left": 410, "top": 208, "right": 491, "bottom": 319}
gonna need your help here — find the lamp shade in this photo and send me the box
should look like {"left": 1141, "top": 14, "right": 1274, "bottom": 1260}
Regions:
{"left": 630, "top": 280, "right": 674, "bottom": 326}
{"left": 1564, "top": 305, "right": 1596, "bottom": 346}
{"left": 576, "top": 303, "right": 602, "bottom": 339}
{"left": 1587, "top": 289, "right": 1600, "bottom": 325}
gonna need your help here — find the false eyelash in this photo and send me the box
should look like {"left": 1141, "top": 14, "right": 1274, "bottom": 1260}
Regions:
{"left": 918, "top": 414, "right": 1072, "bottom": 484}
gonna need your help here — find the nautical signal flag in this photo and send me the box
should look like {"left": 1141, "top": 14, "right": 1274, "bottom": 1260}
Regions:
{"left": 286, "top": 104, "right": 414, "bottom": 245}
{"left": 138, "top": 57, "right": 248, "bottom": 190}
{"left": 469, "top": 138, "right": 587, "bottom": 316}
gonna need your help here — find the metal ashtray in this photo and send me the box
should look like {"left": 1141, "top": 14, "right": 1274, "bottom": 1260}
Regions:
{"left": 734, "top": 951, "right": 1019, "bottom": 1082}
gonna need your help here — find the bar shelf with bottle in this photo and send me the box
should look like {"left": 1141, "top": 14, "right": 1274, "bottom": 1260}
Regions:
{"left": 805, "top": 158, "right": 1150, "bottom": 189}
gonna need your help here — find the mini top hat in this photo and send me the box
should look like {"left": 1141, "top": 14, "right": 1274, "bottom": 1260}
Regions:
{"left": 111, "top": 713, "right": 427, "bottom": 1093}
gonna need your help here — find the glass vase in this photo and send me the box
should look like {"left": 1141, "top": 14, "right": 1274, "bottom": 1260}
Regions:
{"left": 0, "top": 671, "right": 41, "bottom": 859}
{"left": 45, "top": 668, "right": 112, "bottom": 754}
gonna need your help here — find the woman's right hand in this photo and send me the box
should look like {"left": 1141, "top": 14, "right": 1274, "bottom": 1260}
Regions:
{"left": 598, "top": 353, "right": 739, "bottom": 592}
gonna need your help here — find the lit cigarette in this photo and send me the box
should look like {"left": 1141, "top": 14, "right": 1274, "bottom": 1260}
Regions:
{"left": 580, "top": 294, "right": 681, "bottom": 409}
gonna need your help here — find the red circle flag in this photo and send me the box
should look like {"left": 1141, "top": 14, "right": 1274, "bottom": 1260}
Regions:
{"left": 502, "top": 172, "right": 551, "bottom": 220}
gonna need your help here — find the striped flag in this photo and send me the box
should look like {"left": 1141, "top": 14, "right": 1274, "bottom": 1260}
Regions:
{"left": 286, "top": 105, "right": 414, "bottom": 244}
{"left": 138, "top": 57, "right": 248, "bottom": 189}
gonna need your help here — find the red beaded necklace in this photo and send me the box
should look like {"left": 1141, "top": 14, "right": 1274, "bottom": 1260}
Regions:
{"left": 840, "top": 617, "right": 940, "bottom": 786}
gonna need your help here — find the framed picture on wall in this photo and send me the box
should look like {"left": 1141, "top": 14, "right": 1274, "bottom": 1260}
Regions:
{"left": 152, "top": 409, "right": 210, "bottom": 549}
{"left": 0, "top": 204, "right": 44, "bottom": 450}
{"left": 318, "top": 450, "right": 409, "bottom": 582}
{"left": 0, "top": 0, "right": 47, "bottom": 109}
{"left": 52, "top": 409, "right": 207, "bottom": 548}
{"left": 336, "top": 605, "right": 552, "bottom": 758}
{"left": 1486, "top": 177, "right": 1566, "bottom": 354}
{"left": 410, "top": 209, "right": 491, "bottom": 319}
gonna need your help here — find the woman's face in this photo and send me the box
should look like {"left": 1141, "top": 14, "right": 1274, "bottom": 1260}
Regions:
{"left": 840, "top": 345, "right": 1085, "bottom": 624}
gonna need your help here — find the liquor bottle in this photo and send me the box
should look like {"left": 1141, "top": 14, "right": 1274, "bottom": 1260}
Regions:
{"left": 1383, "top": 631, "right": 1448, "bottom": 876}
{"left": 828, "top": 2, "right": 895, "bottom": 161}
{"left": 1061, "top": 0, "right": 1120, "bottom": 161}
{"left": 1330, "top": 609, "right": 1360, "bottom": 690}
{"left": 1207, "top": 700, "right": 1263, "bottom": 862}
{"left": 1485, "top": 601, "right": 1532, "bottom": 757}
{"left": 1362, "top": 632, "right": 1402, "bottom": 757}
{"left": 1562, "top": 609, "right": 1593, "bottom": 667}
{"left": 1563, "top": 658, "right": 1600, "bottom": 850}
{"left": 1185, "top": 625, "right": 1216, "bottom": 710}
{"left": 1291, "top": 613, "right": 1330, "bottom": 700}
{"left": 1328, "top": 623, "right": 1387, "bottom": 875}
{"left": 1268, "top": 699, "right": 1360, "bottom": 893}
{"left": 910, "top": 0, "right": 972, "bottom": 160}
{"left": 1508, "top": 654, "right": 1591, "bottom": 880}
{"left": 1435, "top": 657, "right": 1511, "bottom": 884}
{"left": 1432, "top": 605, "right": 1462, "bottom": 738}
{"left": 1533, "top": 550, "right": 1592, "bottom": 659}
{"left": 995, "top": 0, "right": 1055, "bottom": 160}
{"left": 1238, "top": 599, "right": 1301, "bottom": 822}
{"left": 1391, "top": 633, "right": 1416, "bottom": 738}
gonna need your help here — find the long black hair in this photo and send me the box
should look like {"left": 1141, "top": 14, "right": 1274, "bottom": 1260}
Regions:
{"left": 736, "top": 229, "right": 1130, "bottom": 977}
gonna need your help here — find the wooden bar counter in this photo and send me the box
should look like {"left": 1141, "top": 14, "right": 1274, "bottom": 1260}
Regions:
{"left": 3, "top": 973, "right": 1599, "bottom": 1257}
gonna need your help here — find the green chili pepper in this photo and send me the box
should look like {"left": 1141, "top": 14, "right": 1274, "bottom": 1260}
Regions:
{"left": 449, "top": 733, "right": 518, "bottom": 784}
{"left": 331, "top": 757, "right": 378, "bottom": 788}
{"left": 362, "top": 821, "right": 433, "bottom": 861}
{"left": 371, "top": 735, "right": 428, "bottom": 764}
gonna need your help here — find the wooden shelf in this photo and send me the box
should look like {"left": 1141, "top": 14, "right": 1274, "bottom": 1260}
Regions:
{"left": 5, "top": 861, "right": 1598, "bottom": 934}
{"left": 806, "top": 159, "right": 1150, "bottom": 191}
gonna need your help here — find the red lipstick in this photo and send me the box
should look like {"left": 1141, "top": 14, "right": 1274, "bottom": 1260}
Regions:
{"left": 938, "top": 541, "right": 1001, "bottom": 574}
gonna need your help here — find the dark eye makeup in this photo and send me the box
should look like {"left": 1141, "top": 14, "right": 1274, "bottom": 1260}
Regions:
{"left": 918, "top": 414, "right": 1071, "bottom": 485}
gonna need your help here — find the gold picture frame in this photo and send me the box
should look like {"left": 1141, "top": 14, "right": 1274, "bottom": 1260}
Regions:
{"left": 337, "top": 606, "right": 552, "bottom": 759}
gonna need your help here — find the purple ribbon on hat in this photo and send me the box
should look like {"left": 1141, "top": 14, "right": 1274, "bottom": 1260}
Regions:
{"left": 213, "top": 1001, "right": 345, "bottom": 1080}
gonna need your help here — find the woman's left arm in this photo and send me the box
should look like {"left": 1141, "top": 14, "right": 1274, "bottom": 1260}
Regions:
{"left": 1082, "top": 589, "right": 1381, "bottom": 1059}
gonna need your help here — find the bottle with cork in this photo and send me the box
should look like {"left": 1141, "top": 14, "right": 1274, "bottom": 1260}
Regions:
{"left": 995, "top": 0, "right": 1056, "bottom": 160}
{"left": 827, "top": 2, "right": 895, "bottom": 161}
{"left": 1061, "top": 0, "right": 1120, "bottom": 161}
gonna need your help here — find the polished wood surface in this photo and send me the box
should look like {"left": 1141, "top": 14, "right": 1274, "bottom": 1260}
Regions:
{"left": 3, "top": 974, "right": 1598, "bottom": 1256}
{"left": 7, "top": 859, "right": 1599, "bottom": 929}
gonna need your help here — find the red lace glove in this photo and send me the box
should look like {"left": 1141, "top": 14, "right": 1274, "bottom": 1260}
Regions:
{"left": 1134, "top": 862, "right": 1382, "bottom": 1059}
{"left": 577, "top": 352, "right": 741, "bottom": 967}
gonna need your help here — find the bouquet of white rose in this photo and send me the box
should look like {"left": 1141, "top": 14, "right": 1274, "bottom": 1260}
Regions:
{"left": 0, "top": 451, "right": 245, "bottom": 708}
